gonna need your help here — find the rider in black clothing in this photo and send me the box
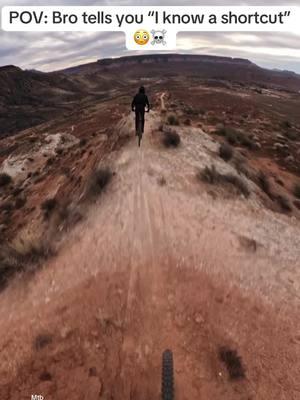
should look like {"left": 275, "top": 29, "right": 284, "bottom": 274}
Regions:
{"left": 131, "top": 86, "right": 150, "bottom": 135}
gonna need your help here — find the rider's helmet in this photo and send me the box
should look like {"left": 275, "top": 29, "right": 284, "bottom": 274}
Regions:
{"left": 139, "top": 86, "right": 145, "bottom": 94}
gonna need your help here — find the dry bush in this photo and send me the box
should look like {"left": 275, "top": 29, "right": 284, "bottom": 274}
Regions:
{"left": 0, "top": 173, "right": 12, "bottom": 187}
{"left": 281, "top": 120, "right": 292, "bottom": 129}
{"left": 46, "top": 157, "right": 55, "bottom": 166}
{"left": 157, "top": 176, "right": 167, "bottom": 186}
{"left": 276, "top": 195, "right": 292, "bottom": 212}
{"left": 199, "top": 165, "right": 250, "bottom": 198}
{"left": 219, "top": 143, "right": 234, "bottom": 161}
{"left": 284, "top": 130, "right": 298, "bottom": 141}
{"left": 162, "top": 131, "right": 181, "bottom": 148}
{"left": 200, "top": 165, "right": 219, "bottom": 184}
{"left": 80, "top": 138, "right": 88, "bottom": 147}
{"left": 226, "top": 128, "right": 239, "bottom": 145}
{"left": 184, "top": 118, "right": 191, "bottom": 126}
{"left": 293, "top": 183, "right": 300, "bottom": 199}
{"left": 15, "top": 195, "right": 27, "bottom": 209}
{"left": 1, "top": 201, "right": 14, "bottom": 213}
{"left": 34, "top": 333, "right": 53, "bottom": 350}
{"left": 257, "top": 171, "right": 273, "bottom": 199}
{"left": 12, "top": 187, "right": 23, "bottom": 197}
{"left": 222, "top": 174, "right": 250, "bottom": 198}
{"left": 167, "top": 114, "right": 179, "bottom": 126}
{"left": 215, "top": 127, "right": 255, "bottom": 149}
{"left": 41, "top": 198, "right": 57, "bottom": 218}
{"left": 54, "top": 204, "right": 83, "bottom": 230}
{"left": 186, "top": 107, "right": 200, "bottom": 116}
{"left": 219, "top": 346, "right": 246, "bottom": 380}
{"left": 214, "top": 124, "right": 226, "bottom": 136}
{"left": 85, "top": 168, "right": 113, "bottom": 198}
{"left": 294, "top": 200, "right": 300, "bottom": 210}
{"left": 239, "top": 133, "right": 256, "bottom": 149}
{"left": 0, "top": 231, "right": 52, "bottom": 289}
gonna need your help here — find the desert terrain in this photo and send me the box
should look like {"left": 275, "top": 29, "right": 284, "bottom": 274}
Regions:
{"left": 0, "top": 54, "right": 300, "bottom": 399}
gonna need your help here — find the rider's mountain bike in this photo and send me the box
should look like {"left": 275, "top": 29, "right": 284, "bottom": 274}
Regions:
{"left": 135, "top": 109, "right": 149, "bottom": 147}
{"left": 161, "top": 349, "right": 174, "bottom": 400}
{"left": 136, "top": 111, "right": 143, "bottom": 147}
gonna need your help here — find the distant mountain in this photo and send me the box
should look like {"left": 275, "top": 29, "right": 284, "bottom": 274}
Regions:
{"left": 1, "top": 53, "right": 300, "bottom": 138}
{"left": 60, "top": 53, "right": 300, "bottom": 92}
{"left": 0, "top": 65, "right": 87, "bottom": 137}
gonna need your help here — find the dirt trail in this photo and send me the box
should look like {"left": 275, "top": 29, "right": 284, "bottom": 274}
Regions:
{"left": 0, "top": 111, "right": 300, "bottom": 399}
{"left": 160, "top": 93, "right": 166, "bottom": 111}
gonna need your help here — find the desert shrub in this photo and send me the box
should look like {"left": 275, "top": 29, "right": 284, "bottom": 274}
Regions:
{"left": 238, "top": 133, "right": 256, "bottom": 149}
{"left": 34, "top": 333, "right": 53, "bottom": 350}
{"left": 61, "top": 167, "right": 70, "bottom": 177}
{"left": 214, "top": 127, "right": 255, "bottom": 149}
{"left": 15, "top": 195, "right": 26, "bottom": 209}
{"left": 219, "top": 143, "right": 234, "bottom": 161}
{"left": 184, "top": 118, "right": 191, "bottom": 126}
{"left": 214, "top": 124, "right": 226, "bottom": 136}
{"left": 0, "top": 233, "right": 52, "bottom": 289}
{"left": 276, "top": 195, "right": 292, "bottom": 212}
{"left": 185, "top": 106, "right": 199, "bottom": 116}
{"left": 158, "top": 124, "right": 164, "bottom": 132}
{"left": 56, "top": 147, "right": 63, "bottom": 155}
{"left": 46, "top": 157, "right": 55, "bottom": 166}
{"left": 41, "top": 198, "right": 57, "bottom": 218}
{"left": 219, "top": 346, "right": 245, "bottom": 380}
{"left": 1, "top": 201, "right": 14, "bottom": 213}
{"left": 257, "top": 171, "right": 273, "bottom": 199}
{"left": 80, "top": 138, "right": 87, "bottom": 147}
{"left": 39, "top": 371, "right": 52, "bottom": 381}
{"left": 225, "top": 128, "right": 239, "bottom": 145}
{"left": 200, "top": 165, "right": 218, "bottom": 184}
{"left": 293, "top": 183, "right": 300, "bottom": 199}
{"left": 294, "top": 200, "right": 300, "bottom": 210}
{"left": 0, "top": 173, "right": 12, "bottom": 187}
{"left": 162, "top": 131, "right": 181, "bottom": 148}
{"left": 284, "top": 130, "right": 298, "bottom": 141}
{"left": 222, "top": 174, "right": 250, "bottom": 198}
{"left": 86, "top": 168, "right": 113, "bottom": 198}
{"left": 281, "top": 120, "right": 292, "bottom": 129}
{"left": 12, "top": 187, "right": 23, "bottom": 197}
{"left": 167, "top": 114, "right": 179, "bottom": 126}
{"left": 158, "top": 176, "right": 167, "bottom": 186}
{"left": 56, "top": 204, "right": 83, "bottom": 229}
{"left": 199, "top": 165, "right": 250, "bottom": 197}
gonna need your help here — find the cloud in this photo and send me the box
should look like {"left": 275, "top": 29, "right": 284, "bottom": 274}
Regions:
{"left": 0, "top": 0, "right": 299, "bottom": 73}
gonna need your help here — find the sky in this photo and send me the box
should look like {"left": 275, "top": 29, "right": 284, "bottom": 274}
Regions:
{"left": 1, "top": 0, "right": 300, "bottom": 73}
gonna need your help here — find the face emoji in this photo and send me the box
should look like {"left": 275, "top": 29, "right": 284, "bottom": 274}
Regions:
{"left": 134, "top": 30, "right": 150, "bottom": 45}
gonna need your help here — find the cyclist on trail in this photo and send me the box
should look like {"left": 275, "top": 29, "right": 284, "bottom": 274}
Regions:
{"left": 131, "top": 86, "right": 150, "bottom": 135}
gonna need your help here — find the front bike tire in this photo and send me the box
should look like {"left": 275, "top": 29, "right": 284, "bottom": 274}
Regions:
{"left": 138, "top": 131, "right": 142, "bottom": 147}
{"left": 161, "top": 350, "right": 174, "bottom": 400}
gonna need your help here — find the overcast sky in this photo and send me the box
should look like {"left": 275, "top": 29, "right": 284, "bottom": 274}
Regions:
{"left": 1, "top": 0, "right": 300, "bottom": 73}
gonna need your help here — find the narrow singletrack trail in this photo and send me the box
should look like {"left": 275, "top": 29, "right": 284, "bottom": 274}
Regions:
{"left": 0, "top": 111, "right": 299, "bottom": 400}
